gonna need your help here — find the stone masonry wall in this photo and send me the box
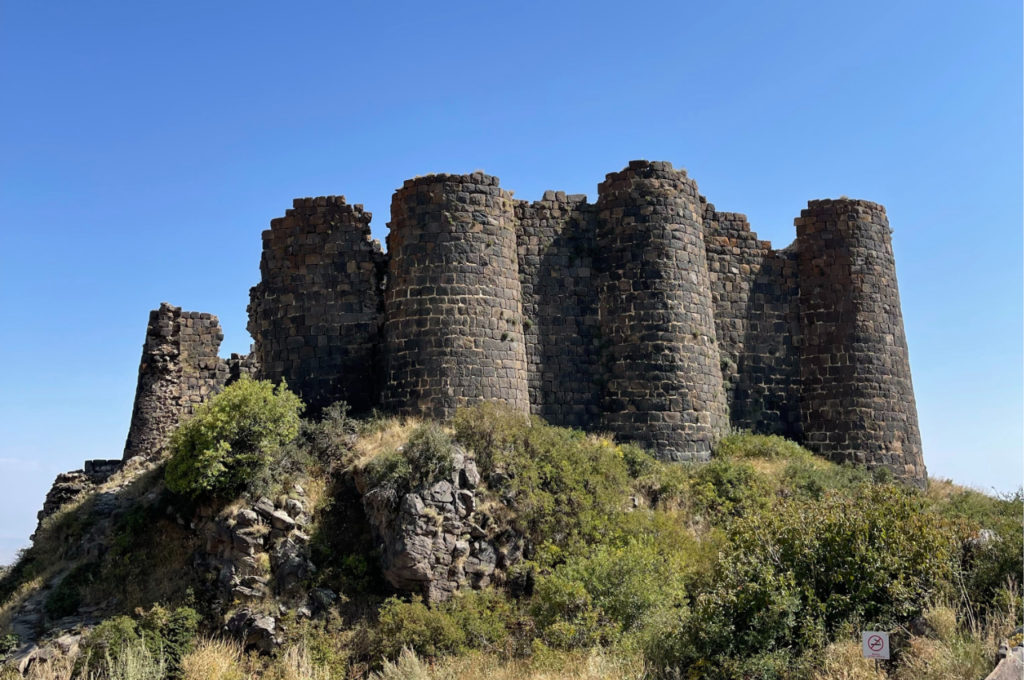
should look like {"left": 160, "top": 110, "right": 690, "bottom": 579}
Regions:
{"left": 595, "top": 161, "right": 729, "bottom": 461}
{"left": 116, "top": 161, "right": 926, "bottom": 482}
{"left": 703, "top": 201, "right": 801, "bottom": 436}
{"left": 795, "top": 199, "right": 925, "bottom": 484}
{"left": 248, "top": 196, "right": 387, "bottom": 413}
{"left": 515, "top": 193, "right": 601, "bottom": 429}
{"left": 382, "top": 173, "right": 530, "bottom": 420}
{"left": 123, "top": 303, "right": 229, "bottom": 460}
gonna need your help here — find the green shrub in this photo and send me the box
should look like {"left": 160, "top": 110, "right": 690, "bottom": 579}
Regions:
{"left": 532, "top": 537, "right": 689, "bottom": 648}
{"left": 371, "top": 590, "right": 513, "bottom": 661}
{"left": 80, "top": 605, "right": 199, "bottom": 679}
{"left": 404, "top": 423, "right": 455, "bottom": 487}
{"left": 619, "top": 443, "right": 657, "bottom": 479}
{"left": 165, "top": 377, "right": 303, "bottom": 499}
{"left": 688, "top": 457, "right": 773, "bottom": 519}
{"left": 364, "top": 423, "right": 453, "bottom": 495}
{"left": 782, "top": 457, "right": 873, "bottom": 500}
{"left": 956, "top": 494, "right": 1024, "bottom": 622}
{"left": 138, "top": 604, "right": 201, "bottom": 677}
{"left": 0, "top": 634, "right": 18, "bottom": 655}
{"left": 492, "top": 426, "right": 630, "bottom": 559}
{"left": 651, "top": 485, "right": 959, "bottom": 676}
{"left": 300, "top": 401, "right": 356, "bottom": 469}
{"left": 714, "top": 431, "right": 812, "bottom": 460}
{"left": 80, "top": 616, "right": 143, "bottom": 672}
{"left": 452, "top": 402, "right": 530, "bottom": 473}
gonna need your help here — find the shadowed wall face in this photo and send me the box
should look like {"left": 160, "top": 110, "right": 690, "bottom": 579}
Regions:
{"left": 515, "top": 192, "right": 601, "bottom": 429}
{"left": 382, "top": 173, "right": 529, "bottom": 420}
{"left": 796, "top": 199, "right": 925, "bottom": 483}
{"left": 248, "top": 196, "right": 386, "bottom": 413}
{"left": 703, "top": 201, "right": 802, "bottom": 437}
{"left": 596, "top": 161, "right": 729, "bottom": 461}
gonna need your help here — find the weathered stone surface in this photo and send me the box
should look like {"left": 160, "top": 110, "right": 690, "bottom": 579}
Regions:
{"left": 113, "top": 161, "right": 926, "bottom": 494}
{"left": 596, "top": 161, "right": 730, "bottom": 461}
{"left": 226, "top": 610, "right": 281, "bottom": 654}
{"left": 382, "top": 173, "right": 530, "bottom": 420}
{"left": 984, "top": 648, "right": 1023, "bottom": 680}
{"left": 267, "top": 509, "right": 296, "bottom": 532}
{"left": 122, "top": 304, "right": 243, "bottom": 461}
{"left": 360, "top": 448, "right": 518, "bottom": 602}
{"left": 796, "top": 199, "right": 926, "bottom": 484}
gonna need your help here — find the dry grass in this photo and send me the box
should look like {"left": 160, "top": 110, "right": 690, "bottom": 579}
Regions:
{"left": 923, "top": 477, "right": 960, "bottom": 504}
{"left": 181, "top": 638, "right": 248, "bottom": 680}
{"left": 370, "top": 648, "right": 647, "bottom": 680}
{"left": 0, "top": 575, "right": 45, "bottom": 632}
{"left": 15, "top": 652, "right": 76, "bottom": 680}
{"left": 814, "top": 602, "right": 1010, "bottom": 680}
{"left": 893, "top": 634, "right": 992, "bottom": 680}
{"left": 298, "top": 476, "right": 327, "bottom": 515}
{"left": 813, "top": 640, "right": 884, "bottom": 680}
{"left": 350, "top": 417, "right": 422, "bottom": 470}
{"left": 268, "top": 643, "right": 332, "bottom": 680}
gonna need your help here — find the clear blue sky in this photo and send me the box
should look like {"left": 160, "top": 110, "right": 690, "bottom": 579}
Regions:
{"left": 1, "top": 1, "right": 1020, "bottom": 564}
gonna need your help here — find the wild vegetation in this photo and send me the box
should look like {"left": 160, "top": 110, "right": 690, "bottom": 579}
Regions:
{"left": 1, "top": 385, "right": 1020, "bottom": 679}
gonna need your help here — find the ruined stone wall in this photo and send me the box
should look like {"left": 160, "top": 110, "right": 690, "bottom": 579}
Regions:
{"left": 123, "top": 303, "right": 229, "bottom": 460}
{"left": 795, "top": 199, "right": 925, "bottom": 483}
{"left": 118, "top": 162, "right": 926, "bottom": 481}
{"left": 703, "top": 202, "right": 801, "bottom": 436}
{"left": 248, "top": 196, "right": 386, "bottom": 412}
{"left": 514, "top": 192, "right": 601, "bottom": 428}
{"left": 595, "top": 161, "right": 729, "bottom": 461}
{"left": 382, "top": 173, "right": 529, "bottom": 419}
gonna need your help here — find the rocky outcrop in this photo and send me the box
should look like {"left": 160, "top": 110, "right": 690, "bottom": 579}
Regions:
{"left": 359, "top": 446, "right": 521, "bottom": 602}
{"left": 199, "top": 485, "right": 316, "bottom": 608}
{"left": 36, "top": 460, "right": 122, "bottom": 527}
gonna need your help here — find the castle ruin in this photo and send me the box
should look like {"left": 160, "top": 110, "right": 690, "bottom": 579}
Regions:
{"left": 121, "top": 161, "right": 926, "bottom": 483}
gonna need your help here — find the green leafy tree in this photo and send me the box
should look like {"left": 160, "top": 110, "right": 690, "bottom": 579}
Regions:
{"left": 165, "top": 377, "right": 303, "bottom": 498}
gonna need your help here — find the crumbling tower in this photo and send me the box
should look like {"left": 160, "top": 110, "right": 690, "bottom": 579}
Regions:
{"left": 595, "top": 161, "right": 729, "bottom": 461}
{"left": 248, "top": 196, "right": 386, "bottom": 412}
{"left": 381, "top": 173, "right": 530, "bottom": 419}
{"left": 123, "top": 303, "right": 228, "bottom": 460}
{"left": 795, "top": 199, "right": 926, "bottom": 483}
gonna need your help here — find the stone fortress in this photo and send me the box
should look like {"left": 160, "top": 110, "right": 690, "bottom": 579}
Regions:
{"left": 120, "top": 160, "right": 927, "bottom": 484}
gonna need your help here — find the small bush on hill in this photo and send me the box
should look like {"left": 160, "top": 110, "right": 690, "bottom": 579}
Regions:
{"left": 687, "top": 457, "right": 773, "bottom": 519}
{"left": 80, "top": 604, "right": 200, "bottom": 678}
{"left": 455, "top": 406, "right": 633, "bottom": 560}
{"left": 364, "top": 423, "right": 454, "bottom": 495}
{"left": 715, "top": 431, "right": 812, "bottom": 460}
{"left": 165, "top": 377, "right": 303, "bottom": 499}
{"left": 531, "top": 536, "right": 689, "bottom": 649}
{"left": 651, "top": 484, "right": 958, "bottom": 676}
{"left": 782, "top": 457, "right": 873, "bottom": 500}
{"left": 452, "top": 402, "right": 530, "bottom": 473}
{"left": 301, "top": 401, "right": 356, "bottom": 470}
{"left": 370, "top": 591, "right": 514, "bottom": 661}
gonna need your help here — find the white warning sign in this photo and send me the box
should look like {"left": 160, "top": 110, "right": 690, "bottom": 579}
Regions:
{"left": 861, "top": 631, "right": 890, "bottom": 660}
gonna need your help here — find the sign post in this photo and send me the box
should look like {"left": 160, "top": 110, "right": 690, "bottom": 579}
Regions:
{"left": 862, "top": 630, "right": 890, "bottom": 671}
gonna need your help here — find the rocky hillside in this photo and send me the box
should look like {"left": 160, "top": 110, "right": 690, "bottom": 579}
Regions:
{"left": 1, "top": 379, "right": 1021, "bottom": 680}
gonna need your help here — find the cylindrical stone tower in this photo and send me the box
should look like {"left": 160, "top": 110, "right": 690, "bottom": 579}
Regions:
{"left": 382, "top": 172, "right": 530, "bottom": 419}
{"left": 795, "top": 199, "right": 926, "bottom": 484}
{"left": 596, "top": 161, "right": 729, "bottom": 461}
